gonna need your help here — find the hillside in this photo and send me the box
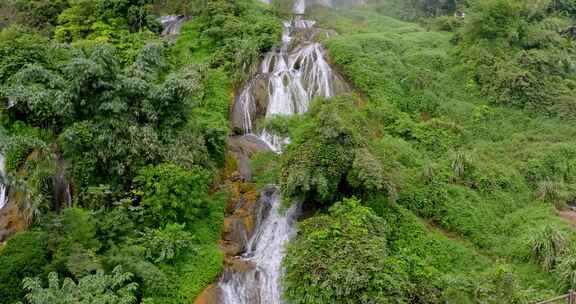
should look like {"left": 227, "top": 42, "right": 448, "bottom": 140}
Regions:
{"left": 1, "top": 0, "right": 576, "bottom": 303}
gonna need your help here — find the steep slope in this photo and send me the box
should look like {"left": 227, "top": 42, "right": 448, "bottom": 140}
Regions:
{"left": 279, "top": 5, "right": 576, "bottom": 303}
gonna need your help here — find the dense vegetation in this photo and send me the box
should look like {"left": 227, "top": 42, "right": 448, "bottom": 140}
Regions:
{"left": 276, "top": 0, "right": 576, "bottom": 303}
{"left": 0, "top": 0, "right": 280, "bottom": 303}
{"left": 2, "top": 0, "right": 576, "bottom": 303}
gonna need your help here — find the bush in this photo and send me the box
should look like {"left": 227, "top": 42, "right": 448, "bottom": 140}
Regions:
{"left": 133, "top": 163, "right": 212, "bottom": 227}
{"left": 280, "top": 99, "right": 357, "bottom": 205}
{"left": 557, "top": 254, "right": 576, "bottom": 290}
{"left": 454, "top": 0, "right": 576, "bottom": 113}
{"left": 21, "top": 266, "right": 138, "bottom": 304}
{"left": 0, "top": 231, "right": 49, "bottom": 303}
{"left": 135, "top": 223, "right": 195, "bottom": 263}
{"left": 284, "top": 198, "right": 415, "bottom": 304}
{"left": 530, "top": 225, "right": 569, "bottom": 272}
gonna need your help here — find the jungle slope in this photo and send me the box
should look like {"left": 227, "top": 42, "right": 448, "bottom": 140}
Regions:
{"left": 0, "top": 1, "right": 282, "bottom": 303}
{"left": 278, "top": 5, "right": 576, "bottom": 304}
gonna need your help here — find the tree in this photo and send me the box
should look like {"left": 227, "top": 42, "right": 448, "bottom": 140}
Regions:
{"left": 0, "top": 232, "right": 49, "bottom": 304}
{"left": 0, "top": 25, "right": 54, "bottom": 84}
{"left": 284, "top": 198, "right": 413, "bottom": 304}
{"left": 280, "top": 99, "right": 357, "bottom": 205}
{"left": 54, "top": 0, "right": 160, "bottom": 42}
{"left": 21, "top": 266, "right": 138, "bottom": 304}
{"left": 135, "top": 223, "right": 195, "bottom": 263}
{"left": 281, "top": 97, "right": 395, "bottom": 205}
{"left": 2, "top": 41, "right": 203, "bottom": 190}
{"left": 133, "top": 163, "right": 212, "bottom": 227}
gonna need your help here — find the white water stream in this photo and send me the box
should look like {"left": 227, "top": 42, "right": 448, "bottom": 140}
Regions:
{"left": 0, "top": 153, "right": 7, "bottom": 210}
{"left": 220, "top": 188, "right": 299, "bottom": 304}
{"left": 219, "top": 1, "right": 340, "bottom": 303}
{"left": 236, "top": 8, "right": 338, "bottom": 152}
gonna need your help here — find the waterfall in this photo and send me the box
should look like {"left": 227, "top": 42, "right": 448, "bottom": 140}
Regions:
{"left": 220, "top": 188, "right": 299, "bottom": 303}
{"left": 235, "top": 11, "right": 339, "bottom": 152}
{"left": 159, "top": 15, "right": 190, "bottom": 38}
{"left": 0, "top": 153, "right": 7, "bottom": 210}
{"left": 218, "top": 1, "right": 343, "bottom": 303}
{"left": 293, "top": 0, "right": 306, "bottom": 14}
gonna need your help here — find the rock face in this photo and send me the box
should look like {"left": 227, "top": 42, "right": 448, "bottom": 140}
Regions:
{"left": 0, "top": 147, "right": 73, "bottom": 243}
{"left": 0, "top": 194, "right": 26, "bottom": 243}
{"left": 227, "top": 135, "right": 271, "bottom": 181}
{"left": 221, "top": 184, "right": 272, "bottom": 257}
{"left": 194, "top": 284, "right": 222, "bottom": 304}
{"left": 230, "top": 76, "right": 270, "bottom": 135}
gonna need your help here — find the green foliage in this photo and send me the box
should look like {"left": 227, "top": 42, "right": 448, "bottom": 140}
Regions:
{"left": 0, "top": 0, "right": 256, "bottom": 303}
{"left": 22, "top": 266, "right": 138, "bottom": 304}
{"left": 529, "top": 225, "right": 569, "bottom": 272}
{"left": 0, "top": 232, "right": 49, "bottom": 304}
{"left": 133, "top": 164, "right": 211, "bottom": 227}
{"left": 441, "top": 267, "right": 530, "bottom": 304}
{"left": 0, "top": 0, "right": 69, "bottom": 32}
{"left": 364, "top": 0, "right": 465, "bottom": 21}
{"left": 44, "top": 208, "right": 102, "bottom": 277}
{"left": 454, "top": 0, "right": 576, "bottom": 113}
{"left": 0, "top": 25, "right": 55, "bottom": 84}
{"left": 284, "top": 198, "right": 407, "bottom": 304}
{"left": 250, "top": 151, "right": 281, "bottom": 187}
{"left": 281, "top": 100, "right": 356, "bottom": 205}
{"left": 556, "top": 253, "right": 576, "bottom": 290}
{"left": 173, "top": 0, "right": 281, "bottom": 80}
{"left": 281, "top": 96, "right": 399, "bottom": 206}
{"left": 4, "top": 136, "right": 42, "bottom": 173}
{"left": 296, "top": 5, "right": 576, "bottom": 301}
{"left": 104, "top": 245, "right": 172, "bottom": 298}
{"left": 5, "top": 41, "right": 209, "bottom": 189}
{"left": 54, "top": 0, "right": 160, "bottom": 43}
{"left": 135, "top": 223, "right": 195, "bottom": 263}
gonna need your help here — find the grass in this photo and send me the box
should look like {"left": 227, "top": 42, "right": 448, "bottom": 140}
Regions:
{"left": 289, "top": 4, "right": 576, "bottom": 300}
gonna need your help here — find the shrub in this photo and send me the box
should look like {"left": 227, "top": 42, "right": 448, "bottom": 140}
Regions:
{"left": 135, "top": 223, "right": 195, "bottom": 263}
{"left": 556, "top": 254, "right": 576, "bottom": 290}
{"left": 0, "top": 231, "right": 49, "bottom": 303}
{"left": 280, "top": 99, "right": 357, "bottom": 205}
{"left": 284, "top": 198, "right": 415, "bottom": 304}
{"left": 21, "top": 266, "right": 138, "bottom": 304}
{"left": 133, "top": 163, "right": 212, "bottom": 227}
{"left": 530, "top": 225, "right": 569, "bottom": 271}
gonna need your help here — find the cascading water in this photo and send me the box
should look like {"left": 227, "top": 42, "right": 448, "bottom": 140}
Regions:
{"left": 159, "top": 15, "right": 190, "bottom": 38}
{"left": 218, "top": 1, "right": 344, "bottom": 303}
{"left": 235, "top": 10, "right": 341, "bottom": 152}
{"left": 0, "top": 153, "right": 7, "bottom": 210}
{"left": 220, "top": 187, "right": 299, "bottom": 304}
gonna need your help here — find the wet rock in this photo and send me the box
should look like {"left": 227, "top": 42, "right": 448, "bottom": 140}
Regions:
{"left": 0, "top": 195, "right": 26, "bottom": 243}
{"left": 220, "top": 182, "right": 264, "bottom": 256}
{"left": 230, "top": 75, "right": 270, "bottom": 135}
{"left": 227, "top": 135, "right": 272, "bottom": 181}
{"left": 52, "top": 149, "right": 72, "bottom": 211}
{"left": 222, "top": 216, "right": 249, "bottom": 255}
{"left": 225, "top": 257, "right": 255, "bottom": 273}
{"left": 194, "top": 284, "right": 222, "bottom": 304}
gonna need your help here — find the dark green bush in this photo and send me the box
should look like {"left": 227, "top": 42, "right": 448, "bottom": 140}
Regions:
{"left": 0, "top": 231, "right": 49, "bottom": 303}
